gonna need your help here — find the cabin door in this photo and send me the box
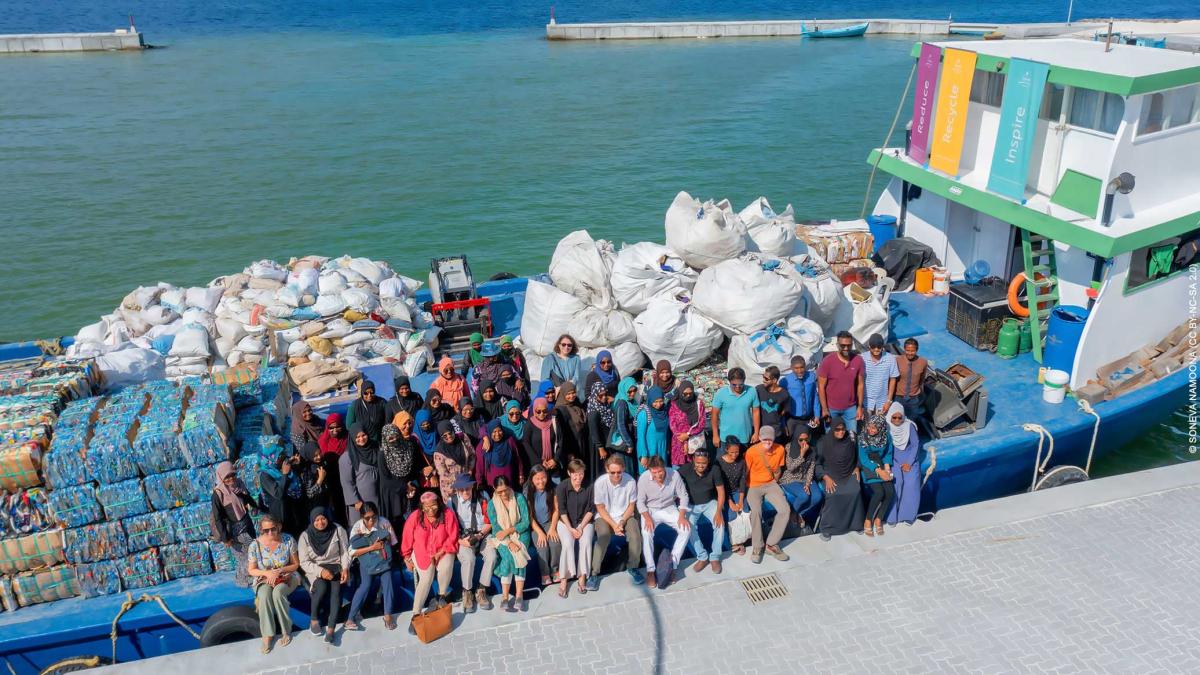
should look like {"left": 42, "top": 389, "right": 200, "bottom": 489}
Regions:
{"left": 945, "top": 203, "right": 1013, "bottom": 278}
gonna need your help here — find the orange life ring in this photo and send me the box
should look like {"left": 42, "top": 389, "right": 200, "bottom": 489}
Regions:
{"left": 1007, "top": 272, "right": 1052, "bottom": 318}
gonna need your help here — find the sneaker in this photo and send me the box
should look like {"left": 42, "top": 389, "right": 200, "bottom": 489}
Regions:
{"left": 517, "top": 598, "right": 528, "bottom": 612}
{"left": 586, "top": 576, "right": 600, "bottom": 592}
{"left": 820, "top": 533, "right": 832, "bottom": 541}
{"left": 503, "top": 597, "right": 517, "bottom": 613}
{"left": 628, "top": 569, "right": 645, "bottom": 585}
{"left": 324, "top": 629, "right": 335, "bottom": 644}
{"left": 431, "top": 595, "right": 448, "bottom": 610}
{"left": 711, "top": 560, "right": 722, "bottom": 574}
{"left": 462, "top": 589, "right": 476, "bottom": 614}
{"left": 751, "top": 550, "right": 764, "bottom": 564}
{"left": 767, "top": 545, "right": 790, "bottom": 562}
{"left": 476, "top": 588, "right": 493, "bottom": 611}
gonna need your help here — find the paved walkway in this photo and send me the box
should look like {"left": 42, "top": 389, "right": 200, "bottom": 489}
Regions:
{"left": 112, "top": 460, "right": 1200, "bottom": 675}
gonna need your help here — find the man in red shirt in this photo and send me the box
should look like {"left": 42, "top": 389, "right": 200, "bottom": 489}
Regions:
{"left": 817, "top": 331, "right": 865, "bottom": 429}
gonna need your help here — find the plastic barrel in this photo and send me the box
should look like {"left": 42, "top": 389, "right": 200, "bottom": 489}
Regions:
{"left": 1043, "top": 305, "right": 1089, "bottom": 376}
{"left": 867, "top": 215, "right": 898, "bottom": 252}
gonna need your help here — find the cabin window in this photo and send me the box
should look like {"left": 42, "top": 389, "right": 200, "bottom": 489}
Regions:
{"left": 1126, "top": 227, "right": 1200, "bottom": 291}
{"left": 1067, "top": 88, "right": 1124, "bottom": 135}
{"left": 970, "top": 71, "right": 1006, "bottom": 107}
{"left": 1137, "top": 84, "right": 1200, "bottom": 136}
{"left": 1038, "top": 84, "right": 1065, "bottom": 121}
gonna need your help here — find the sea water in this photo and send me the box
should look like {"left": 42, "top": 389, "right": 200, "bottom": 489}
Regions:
{"left": 0, "top": 0, "right": 1194, "bottom": 473}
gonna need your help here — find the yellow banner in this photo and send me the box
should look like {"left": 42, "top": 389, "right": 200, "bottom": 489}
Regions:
{"left": 928, "top": 48, "right": 977, "bottom": 176}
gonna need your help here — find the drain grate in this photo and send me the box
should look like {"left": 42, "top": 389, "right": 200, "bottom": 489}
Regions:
{"left": 740, "top": 573, "right": 789, "bottom": 604}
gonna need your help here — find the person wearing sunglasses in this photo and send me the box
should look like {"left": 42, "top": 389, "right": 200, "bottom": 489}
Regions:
{"left": 818, "top": 331, "right": 865, "bottom": 430}
{"left": 540, "top": 334, "right": 583, "bottom": 387}
{"left": 402, "top": 492, "right": 459, "bottom": 630}
{"left": 211, "top": 461, "right": 262, "bottom": 588}
{"left": 527, "top": 397, "right": 563, "bottom": 481}
{"left": 584, "top": 349, "right": 621, "bottom": 399}
{"left": 298, "top": 507, "right": 350, "bottom": 643}
{"left": 486, "top": 476, "right": 533, "bottom": 612}
{"left": 246, "top": 514, "right": 300, "bottom": 653}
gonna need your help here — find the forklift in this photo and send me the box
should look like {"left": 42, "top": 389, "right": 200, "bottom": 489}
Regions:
{"left": 426, "top": 255, "right": 492, "bottom": 368}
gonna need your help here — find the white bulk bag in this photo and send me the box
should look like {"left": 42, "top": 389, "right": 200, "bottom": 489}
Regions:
{"left": 633, "top": 294, "right": 724, "bottom": 371}
{"left": 380, "top": 297, "right": 413, "bottom": 325}
{"left": 580, "top": 342, "right": 646, "bottom": 377}
{"left": 121, "top": 286, "right": 163, "bottom": 311}
{"left": 548, "top": 230, "right": 617, "bottom": 310}
{"left": 287, "top": 340, "right": 312, "bottom": 359}
{"left": 378, "top": 277, "right": 407, "bottom": 299}
{"left": 276, "top": 286, "right": 303, "bottom": 308}
{"left": 664, "top": 191, "right": 747, "bottom": 269}
{"left": 788, "top": 254, "right": 843, "bottom": 332}
{"left": 318, "top": 270, "right": 349, "bottom": 295}
{"left": 140, "top": 306, "right": 177, "bottom": 327}
{"left": 349, "top": 258, "right": 389, "bottom": 286}
{"left": 319, "top": 319, "right": 353, "bottom": 339}
{"left": 691, "top": 254, "right": 804, "bottom": 335}
{"left": 159, "top": 288, "right": 186, "bottom": 314}
{"left": 727, "top": 317, "right": 824, "bottom": 380}
{"left": 96, "top": 346, "right": 165, "bottom": 389}
{"left": 366, "top": 339, "right": 405, "bottom": 361}
{"left": 568, "top": 307, "right": 636, "bottom": 349}
{"left": 215, "top": 317, "right": 248, "bottom": 343}
{"left": 842, "top": 281, "right": 893, "bottom": 348}
{"left": 519, "top": 279, "right": 586, "bottom": 356}
{"left": 236, "top": 335, "right": 265, "bottom": 354}
{"left": 288, "top": 268, "right": 320, "bottom": 297}
{"left": 741, "top": 197, "right": 798, "bottom": 258}
{"left": 180, "top": 308, "right": 216, "bottom": 335}
{"left": 341, "top": 288, "right": 379, "bottom": 315}
{"left": 247, "top": 260, "right": 288, "bottom": 282}
{"left": 169, "top": 325, "right": 210, "bottom": 359}
{"left": 76, "top": 319, "right": 109, "bottom": 344}
{"left": 340, "top": 331, "right": 373, "bottom": 347}
{"left": 313, "top": 294, "right": 348, "bottom": 317}
{"left": 402, "top": 345, "right": 435, "bottom": 378}
{"left": 185, "top": 287, "right": 224, "bottom": 313}
{"left": 609, "top": 242, "right": 699, "bottom": 314}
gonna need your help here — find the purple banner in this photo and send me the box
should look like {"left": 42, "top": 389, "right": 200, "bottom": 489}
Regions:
{"left": 907, "top": 43, "right": 942, "bottom": 165}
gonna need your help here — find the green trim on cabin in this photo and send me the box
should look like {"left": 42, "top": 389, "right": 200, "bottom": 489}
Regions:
{"left": 867, "top": 149, "right": 1200, "bottom": 258}
{"left": 1050, "top": 170, "right": 1102, "bottom": 218}
{"left": 908, "top": 42, "right": 1200, "bottom": 96}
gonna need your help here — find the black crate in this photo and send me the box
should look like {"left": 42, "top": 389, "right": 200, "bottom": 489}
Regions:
{"left": 946, "top": 281, "right": 1012, "bottom": 350}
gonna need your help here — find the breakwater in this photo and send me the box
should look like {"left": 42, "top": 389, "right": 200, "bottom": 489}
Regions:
{"left": 0, "top": 30, "right": 144, "bottom": 54}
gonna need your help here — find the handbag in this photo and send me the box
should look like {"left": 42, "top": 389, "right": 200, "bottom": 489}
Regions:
{"left": 686, "top": 434, "right": 705, "bottom": 454}
{"left": 726, "top": 511, "right": 752, "bottom": 546}
{"left": 411, "top": 602, "right": 453, "bottom": 643}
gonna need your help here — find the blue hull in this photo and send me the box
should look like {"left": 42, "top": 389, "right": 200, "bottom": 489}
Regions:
{"left": 803, "top": 22, "right": 869, "bottom": 38}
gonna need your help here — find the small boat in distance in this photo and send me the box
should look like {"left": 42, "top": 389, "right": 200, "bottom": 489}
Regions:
{"left": 801, "top": 21, "right": 869, "bottom": 38}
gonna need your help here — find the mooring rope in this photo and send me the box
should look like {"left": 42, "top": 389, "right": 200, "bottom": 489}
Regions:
{"left": 860, "top": 59, "right": 918, "bottom": 219}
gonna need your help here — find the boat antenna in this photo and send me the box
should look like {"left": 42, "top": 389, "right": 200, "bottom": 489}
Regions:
{"left": 860, "top": 60, "right": 918, "bottom": 218}
{"left": 129, "top": 14, "right": 136, "bottom": 32}
{"left": 1066, "top": 0, "right": 1074, "bottom": 24}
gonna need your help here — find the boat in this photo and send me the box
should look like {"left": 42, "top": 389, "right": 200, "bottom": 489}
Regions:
{"left": 1, "top": 36, "right": 1195, "bottom": 674}
{"left": 800, "top": 21, "right": 868, "bottom": 38}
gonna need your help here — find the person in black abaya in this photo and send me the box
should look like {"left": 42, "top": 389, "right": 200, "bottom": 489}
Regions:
{"left": 814, "top": 417, "right": 865, "bottom": 540}
{"left": 346, "top": 380, "right": 388, "bottom": 445}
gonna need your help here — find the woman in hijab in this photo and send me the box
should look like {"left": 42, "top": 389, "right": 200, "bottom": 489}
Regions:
{"left": 528, "top": 397, "right": 563, "bottom": 480}
{"left": 466, "top": 332, "right": 486, "bottom": 368}
{"left": 555, "top": 381, "right": 589, "bottom": 467}
{"left": 668, "top": 380, "right": 708, "bottom": 466}
{"left": 453, "top": 396, "right": 484, "bottom": 446}
{"left": 636, "top": 386, "right": 671, "bottom": 471}
{"left": 297, "top": 507, "right": 350, "bottom": 643}
{"left": 423, "top": 388, "right": 456, "bottom": 424}
{"left": 475, "top": 380, "right": 503, "bottom": 422}
{"left": 431, "top": 356, "right": 467, "bottom": 409}
{"left": 210, "top": 461, "right": 261, "bottom": 587}
{"left": 885, "top": 402, "right": 921, "bottom": 527}
{"left": 317, "top": 413, "right": 348, "bottom": 525}
{"left": 260, "top": 450, "right": 305, "bottom": 536}
{"left": 583, "top": 349, "right": 620, "bottom": 398}
{"left": 495, "top": 365, "right": 530, "bottom": 410}
{"left": 499, "top": 335, "right": 531, "bottom": 387}
{"left": 858, "top": 413, "right": 895, "bottom": 537}
{"left": 500, "top": 400, "right": 533, "bottom": 480}
{"left": 486, "top": 475, "right": 532, "bottom": 612}
{"left": 385, "top": 376, "right": 424, "bottom": 419}
{"left": 346, "top": 380, "right": 388, "bottom": 445}
{"left": 475, "top": 419, "right": 522, "bottom": 491}
{"left": 433, "top": 420, "right": 474, "bottom": 502}
{"left": 290, "top": 401, "right": 324, "bottom": 453}
{"left": 339, "top": 424, "right": 381, "bottom": 527}
{"left": 540, "top": 333, "right": 583, "bottom": 387}
{"left": 607, "top": 376, "right": 640, "bottom": 475}
{"left": 779, "top": 428, "right": 822, "bottom": 531}
{"left": 297, "top": 441, "right": 329, "bottom": 515}
{"left": 653, "top": 360, "right": 677, "bottom": 401}
{"left": 814, "top": 417, "right": 864, "bottom": 540}
{"left": 529, "top": 381, "right": 556, "bottom": 415}
{"left": 585, "top": 382, "right": 615, "bottom": 480}
{"left": 379, "top": 414, "right": 419, "bottom": 525}
{"left": 413, "top": 409, "right": 441, "bottom": 490}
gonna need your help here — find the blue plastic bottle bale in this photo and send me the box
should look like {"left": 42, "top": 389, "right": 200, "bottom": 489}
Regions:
{"left": 1043, "top": 305, "right": 1090, "bottom": 376}
{"left": 866, "top": 214, "right": 898, "bottom": 252}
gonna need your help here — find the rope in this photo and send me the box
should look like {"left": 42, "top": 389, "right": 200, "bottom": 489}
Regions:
{"left": 860, "top": 59, "right": 918, "bottom": 218}
{"left": 1077, "top": 399, "right": 1101, "bottom": 476}
{"left": 38, "top": 657, "right": 101, "bottom": 675}
{"left": 110, "top": 592, "right": 202, "bottom": 664}
{"left": 33, "top": 339, "right": 63, "bottom": 357}
{"left": 1022, "top": 423, "right": 1055, "bottom": 491}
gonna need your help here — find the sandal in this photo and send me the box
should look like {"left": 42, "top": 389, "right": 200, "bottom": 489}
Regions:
{"left": 343, "top": 621, "right": 362, "bottom": 631}
{"left": 383, "top": 616, "right": 397, "bottom": 631}
{"left": 577, "top": 580, "right": 588, "bottom": 594}
{"left": 875, "top": 525, "right": 885, "bottom": 536}
{"left": 863, "top": 524, "right": 875, "bottom": 537}
{"left": 278, "top": 634, "right": 291, "bottom": 648}
{"left": 557, "top": 584, "right": 569, "bottom": 599}
{"left": 260, "top": 640, "right": 273, "bottom": 655}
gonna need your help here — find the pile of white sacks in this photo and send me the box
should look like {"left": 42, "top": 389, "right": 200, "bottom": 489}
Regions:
{"left": 521, "top": 191, "right": 893, "bottom": 379}
{"left": 68, "top": 256, "right": 440, "bottom": 391}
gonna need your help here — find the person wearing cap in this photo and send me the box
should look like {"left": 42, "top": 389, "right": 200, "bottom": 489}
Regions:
{"left": 498, "top": 335, "right": 531, "bottom": 388}
{"left": 818, "top": 331, "right": 865, "bottom": 429}
{"left": 474, "top": 341, "right": 505, "bottom": 393}
{"left": 861, "top": 333, "right": 900, "bottom": 416}
{"left": 449, "top": 474, "right": 495, "bottom": 612}
{"left": 743, "top": 425, "right": 790, "bottom": 564}
{"left": 710, "top": 367, "right": 760, "bottom": 446}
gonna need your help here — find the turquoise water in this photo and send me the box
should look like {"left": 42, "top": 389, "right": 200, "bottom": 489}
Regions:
{"left": 0, "top": 24, "right": 1192, "bottom": 474}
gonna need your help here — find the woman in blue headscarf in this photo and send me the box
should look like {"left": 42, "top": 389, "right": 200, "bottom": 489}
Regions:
{"left": 499, "top": 400, "right": 534, "bottom": 476}
{"left": 636, "top": 386, "right": 671, "bottom": 470}
{"left": 474, "top": 419, "right": 522, "bottom": 490}
{"left": 413, "top": 409, "right": 440, "bottom": 492}
{"left": 607, "top": 376, "right": 640, "bottom": 475}
{"left": 583, "top": 349, "right": 621, "bottom": 399}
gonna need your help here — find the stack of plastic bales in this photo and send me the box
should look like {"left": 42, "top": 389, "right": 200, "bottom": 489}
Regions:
{"left": 0, "top": 359, "right": 98, "bottom": 611}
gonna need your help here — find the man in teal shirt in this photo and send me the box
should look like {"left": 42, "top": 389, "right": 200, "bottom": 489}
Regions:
{"left": 710, "top": 368, "right": 760, "bottom": 445}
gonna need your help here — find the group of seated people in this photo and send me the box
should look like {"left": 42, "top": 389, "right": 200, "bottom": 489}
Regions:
{"left": 210, "top": 331, "right": 928, "bottom": 651}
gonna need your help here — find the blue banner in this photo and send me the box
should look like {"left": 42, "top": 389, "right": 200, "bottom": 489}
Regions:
{"left": 987, "top": 58, "right": 1049, "bottom": 202}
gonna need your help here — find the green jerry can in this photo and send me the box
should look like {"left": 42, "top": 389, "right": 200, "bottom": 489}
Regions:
{"left": 997, "top": 318, "right": 1020, "bottom": 359}
{"left": 1019, "top": 318, "right": 1034, "bottom": 354}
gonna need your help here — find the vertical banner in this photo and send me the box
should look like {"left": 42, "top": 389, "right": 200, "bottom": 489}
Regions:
{"left": 987, "top": 58, "right": 1050, "bottom": 201}
{"left": 928, "top": 48, "right": 977, "bottom": 176}
{"left": 907, "top": 43, "right": 942, "bottom": 165}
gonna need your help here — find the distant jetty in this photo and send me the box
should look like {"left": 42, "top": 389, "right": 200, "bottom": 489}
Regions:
{"left": 0, "top": 29, "right": 145, "bottom": 54}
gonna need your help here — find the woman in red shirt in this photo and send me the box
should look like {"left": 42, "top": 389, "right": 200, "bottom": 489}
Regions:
{"left": 402, "top": 491, "right": 460, "bottom": 625}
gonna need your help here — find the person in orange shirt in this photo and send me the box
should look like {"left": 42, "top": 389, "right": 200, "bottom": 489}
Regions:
{"left": 431, "top": 356, "right": 467, "bottom": 409}
{"left": 743, "top": 426, "right": 791, "bottom": 564}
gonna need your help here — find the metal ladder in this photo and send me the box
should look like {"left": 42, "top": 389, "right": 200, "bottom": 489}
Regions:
{"left": 1020, "top": 230, "right": 1059, "bottom": 362}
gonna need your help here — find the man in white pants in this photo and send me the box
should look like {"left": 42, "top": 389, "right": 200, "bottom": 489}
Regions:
{"left": 636, "top": 456, "right": 691, "bottom": 588}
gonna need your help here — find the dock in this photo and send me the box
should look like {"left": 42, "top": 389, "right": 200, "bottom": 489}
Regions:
{"left": 111, "top": 459, "right": 1200, "bottom": 674}
{"left": 0, "top": 29, "right": 144, "bottom": 54}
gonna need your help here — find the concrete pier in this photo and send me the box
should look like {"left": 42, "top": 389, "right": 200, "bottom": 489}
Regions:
{"left": 0, "top": 30, "right": 144, "bottom": 54}
{"left": 546, "top": 18, "right": 951, "bottom": 40}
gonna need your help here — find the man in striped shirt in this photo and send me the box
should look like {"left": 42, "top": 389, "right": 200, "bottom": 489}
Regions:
{"left": 862, "top": 333, "right": 899, "bottom": 415}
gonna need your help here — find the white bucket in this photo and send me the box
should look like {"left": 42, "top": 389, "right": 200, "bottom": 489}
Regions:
{"left": 1042, "top": 369, "right": 1069, "bottom": 404}
{"left": 931, "top": 267, "right": 950, "bottom": 294}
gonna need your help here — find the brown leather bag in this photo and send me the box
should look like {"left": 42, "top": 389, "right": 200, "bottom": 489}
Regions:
{"left": 410, "top": 603, "right": 452, "bottom": 643}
